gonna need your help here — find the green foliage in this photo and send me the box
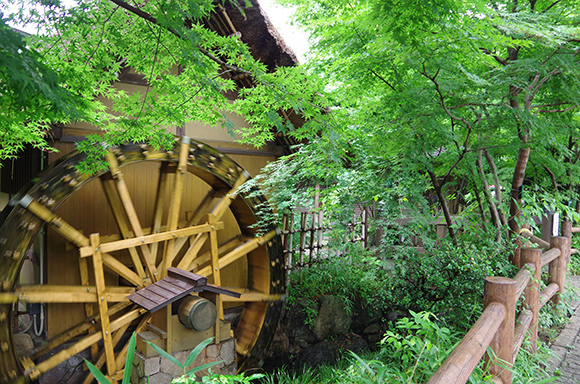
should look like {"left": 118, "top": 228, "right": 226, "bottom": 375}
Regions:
{"left": 1, "top": 0, "right": 329, "bottom": 172}
{"left": 380, "top": 311, "right": 454, "bottom": 376}
{"left": 286, "top": 249, "right": 390, "bottom": 326}
{"left": 201, "top": 372, "right": 265, "bottom": 383}
{"left": 385, "top": 229, "right": 517, "bottom": 328}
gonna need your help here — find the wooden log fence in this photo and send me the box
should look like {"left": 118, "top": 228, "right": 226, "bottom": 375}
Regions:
{"left": 428, "top": 222, "right": 572, "bottom": 384}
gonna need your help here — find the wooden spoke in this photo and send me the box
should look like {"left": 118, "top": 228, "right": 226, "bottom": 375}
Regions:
{"left": 81, "top": 314, "right": 151, "bottom": 384}
{"left": 0, "top": 285, "right": 134, "bottom": 303}
{"left": 26, "top": 302, "right": 132, "bottom": 360}
{"left": 101, "top": 174, "right": 147, "bottom": 278}
{"left": 106, "top": 151, "right": 158, "bottom": 281}
{"left": 28, "top": 308, "right": 146, "bottom": 379}
{"left": 18, "top": 197, "right": 88, "bottom": 248}
{"left": 177, "top": 232, "right": 208, "bottom": 271}
{"left": 172, "top": 188, "right": 217, "bottom": 257}
{"left": 150, "top": 162, "right": 170, "bottom": 258}
{"left": 189, "top": 236, "right": 245, "bottom": 272}
{"left": 221, "top": 291, "right": 283, "bottom": 302}
{"left": 196, "top": 230, "right": 277, "bottom": 277}
{"left": 210, "top": 171, "right": 249, "bottom": 221}
{"left": 161, "top": 137, "right": 191, "bottom": 276}
{"left": 17, "top": 194, "right": 144, "bottom": 287}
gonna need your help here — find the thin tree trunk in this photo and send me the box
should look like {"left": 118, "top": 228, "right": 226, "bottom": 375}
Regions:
{"left": 483, "top": 148, "right": 508, "bottom": 226}
{"left": 427, "top": 170, "right": 456, "bottom": 243}
{"left": 477, "top": 149, "right": 501, "bottom": 241}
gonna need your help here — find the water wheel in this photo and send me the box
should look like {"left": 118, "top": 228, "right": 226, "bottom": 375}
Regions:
{"left": 0, "top": 137, "right": 285, "bottom": 383}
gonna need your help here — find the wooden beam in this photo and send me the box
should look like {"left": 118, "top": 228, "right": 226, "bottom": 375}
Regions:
{"left": 0, "top": 286, "right": 135, "bottom": 303}
{"left": 79, "top": 223, "right": 223, "bottom": 257}
{"left": 91, "top": 233, "right": 117, "bottom": 377}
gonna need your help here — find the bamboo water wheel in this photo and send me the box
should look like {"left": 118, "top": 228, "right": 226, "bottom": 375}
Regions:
{"left": 0, "top": 137, "right": 285, "bottom": 383}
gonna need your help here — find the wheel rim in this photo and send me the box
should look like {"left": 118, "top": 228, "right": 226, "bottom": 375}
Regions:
{"left": 0, "top": 137, "right": 284, "bottom": 383}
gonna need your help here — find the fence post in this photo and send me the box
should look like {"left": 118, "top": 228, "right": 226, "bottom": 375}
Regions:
{"left": 549, "top": 236, "right": 569, "bottom": 305}
{"left": 483, "top": 276, "right": 516, "bottom": 384}
{"left": 520, "top": 248, "right": 541, "bottom": 354}
{"left": 562, "top": 221, "right": 572, "bottom": 264}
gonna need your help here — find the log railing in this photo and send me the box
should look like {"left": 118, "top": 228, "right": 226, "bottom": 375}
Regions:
{"left": 428, "top": 225, "right": 571, "bottom": 384}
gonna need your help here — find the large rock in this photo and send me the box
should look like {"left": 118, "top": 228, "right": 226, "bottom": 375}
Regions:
{"left": 294, "top": 341, "right": 340, "bottom": 369}
{"left": 312, "top": 295, "right": 352, "bottom": 341}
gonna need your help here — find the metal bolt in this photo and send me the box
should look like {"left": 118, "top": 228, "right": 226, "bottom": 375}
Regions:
{"left": 101, "top": 297, "right": 105, "bottom": 301}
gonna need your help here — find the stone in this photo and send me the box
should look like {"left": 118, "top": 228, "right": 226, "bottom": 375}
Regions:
{"left": 312, "top": 295, "right": 352, "bottom": 341}
{"left": 160, "top": 354, "right": 183, "bottom": 377}
{"left": 206, "top": 343, "right": 220, "bottom": 359}
{"left": 147, "top": 371, "right": 174, "bottom": 384}
{"left": 13, "top": 333, "right": 34, "bottom": 356}
{"left": 295, "top": 341, "right": 339, "bottom": 369}
{"left": 220, "top": 339, "right": 236, "bottom": 365}
{"left": 363, "top": 323, "right": 381, "bottom": 334}
{"left": 143, "top": 356, "right": 161, "bottom": 376}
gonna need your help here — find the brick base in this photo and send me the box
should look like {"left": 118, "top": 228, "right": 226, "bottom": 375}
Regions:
{"left": 131, "top": 338, "right": 237, "bottom": 384}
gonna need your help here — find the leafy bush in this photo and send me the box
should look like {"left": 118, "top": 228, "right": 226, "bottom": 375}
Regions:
{"left": 286, "top": 248, "right": 391, "bottom": 325}
{"left": 384, "top": 229, "right": 517, "bottom": 329}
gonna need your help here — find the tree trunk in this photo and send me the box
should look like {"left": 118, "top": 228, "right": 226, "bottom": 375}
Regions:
{"left": 483, "top": 148, "right": 507, "bottom": 226}
{"left": 427, "top": 170, "right": 456, "bottom": 243}
{"left": 509, "top": 147, "right": 530, "bottom": 266}
{"left": 477, "top": 149, "right": 501, "bottom": 241}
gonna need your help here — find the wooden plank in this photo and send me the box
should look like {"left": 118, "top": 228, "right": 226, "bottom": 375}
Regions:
{"left": 82, "top": 322, "right": 130, "bottom": 384}
{"left": 90, "top": 233, "right": 116, "bottom": 376}
{"left": 156, "top": 280, "right": 185, "bottom": 295}
{"left": 0, "top": 286, "right": 134, "bottom": 304}
{"left": 147, "top": 284, "right": 177, "bottom": 300}
{"left": 221, "top": 291, "right": 281, "bottom": 302}
{"left": 102, "top": 253, "right": 144, "bottom": 287}
{"left": 79, "top": 223, "right": 224, "bottom": 257}
{"left": 167, "top": 267, "right": 207, "bottom": 286}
